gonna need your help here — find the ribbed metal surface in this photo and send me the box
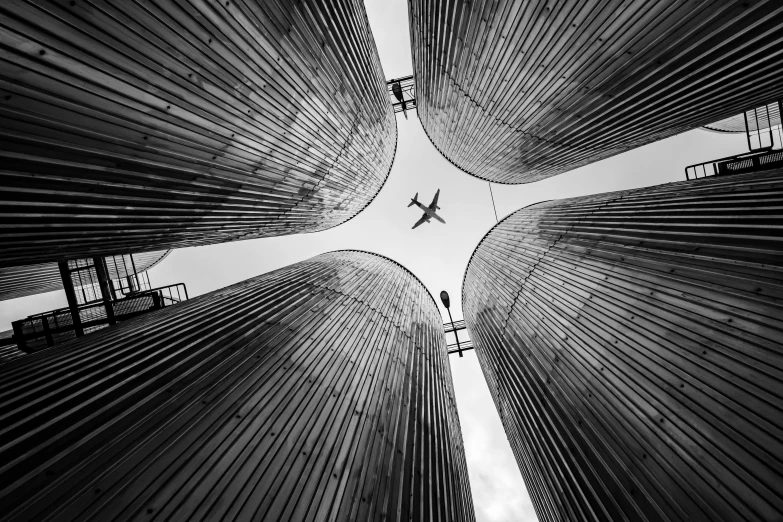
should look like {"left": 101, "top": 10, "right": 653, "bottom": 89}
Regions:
{"left": 103, "top": 250, "right": 171, "bottom": 280}
{"left": 0, "top": 346, "right": 26, "bottom": 366}
{"left": 0, "top": 0, "right": 396, "bottom": 267}
{"left": 703, "top": 102, "right": 781, "bottom": 133}
{"left": 463, "top": 169, "right": 783, "bottom": 521}
{"left": 0, "top": 330, "right": 26, "bottom": 366}
{"left": 409, "top": 0, "right": 783, "bottom": 184}
{"left": 0, "top": 262, "right": 62, "bottom": 302}
{"left": 0, "top": 250, "right": 474, "bottom": 522}
{"left": 0, "top": 250, "right": 169, "bottom": 301}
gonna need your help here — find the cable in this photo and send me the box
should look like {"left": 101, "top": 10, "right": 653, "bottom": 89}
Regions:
{"left": 488, "top": 182, "right": 499, "bottom": 223}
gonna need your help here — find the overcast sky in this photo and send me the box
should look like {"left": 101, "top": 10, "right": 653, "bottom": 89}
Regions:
{"left": 0, "top": 1, "right": 750, "bottom": 520}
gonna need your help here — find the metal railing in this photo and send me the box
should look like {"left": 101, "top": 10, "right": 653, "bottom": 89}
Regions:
{"left": 447, "top": 339, "right": 474, "bottom": 355}
{"left": 154, "top": 283, "right": 188, "bottom": 306}
{"left": 387, "top": 75, "right": 416, "bottom": 115}
{"left": 443, "top": 318, "right": 473, "bottom": 356}
{"left": 685, "top": 148, "right": 783, "bottom": 180}
{"left": 745, "top": 105, "right": 776, "bottom": 150}
{"left": 690, "top": 99, "right": 783, "bottom": 180}
{"left": 112, "top": 270, "right": 152, "bottom": 297}
{"left": 12, "top": 283, "right": 188, "bottom": 352}
{"left": 444, "top": 319, "right": 465, "bottom": 333}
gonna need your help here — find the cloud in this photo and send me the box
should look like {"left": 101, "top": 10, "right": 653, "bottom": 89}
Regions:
{"left": 450, "top": 352, "right": 538, "bottom": 521}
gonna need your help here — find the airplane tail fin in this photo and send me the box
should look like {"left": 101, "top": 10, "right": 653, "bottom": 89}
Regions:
{"left": 407, "top": 193, "right": 418, "bottom": 207}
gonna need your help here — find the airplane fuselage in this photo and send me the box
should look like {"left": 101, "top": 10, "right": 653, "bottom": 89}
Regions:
{"left": 408, "top": 189, "right": 444, "bottom": 229}
{"left": 412, "top": 200, "right": 446, "bottom": 223}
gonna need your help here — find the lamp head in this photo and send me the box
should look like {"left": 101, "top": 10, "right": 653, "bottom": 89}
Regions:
{"left": 439, "top": 290, "right": 450, "bottom": 309}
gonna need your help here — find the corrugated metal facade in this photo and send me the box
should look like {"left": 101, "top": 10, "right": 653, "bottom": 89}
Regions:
{"left": 0, "top": 250, "right": 475, "bottom": 522}
{"left": 0, "top": 345, "right": 25, "bottom": 366}
{"left": 0, "top": 262, "right": 63, "bottom": 302}
{"left": 703, "top": 102, "right": 781, "bottom": 133}
{"left": 0, "top": 0, "right": 396, "bottom": 267}
{"left": 409, "top": 0, "right": 783, "bottom": 183}
{"left": 0, "top": 250, "right": 170, "bottom": 301}
{"left": 103, "top": 250, "right": 171, "bottom": 280}
{"left": 462, "top": 169, "right": 783, "bottom": 521}
{"left": 0, "top": 330, "right": 25, "bottom": 365}
{"left": 0, "top": 347, "right": 26, "bottom": 366}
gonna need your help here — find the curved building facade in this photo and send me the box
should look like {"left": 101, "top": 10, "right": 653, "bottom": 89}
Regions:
{"left": 0, "top": 261, "right": 63, "bottom": 302}
{"left": 0, "top": 1, "right": 396, "bottom": 267}
{"left": 0, "top": 250, "right": 170, "bottom": 301}
{"left": 0, "top": 250, "right": 474, "bottom": 522}
{"left": 463, "top": 170, "right": 783, "bottom": 520}
{"left": 409, "top": 0, "right": 783, "bottom": 183}
{"left": 703, "top": 101, "right": 781, "bottom": 133}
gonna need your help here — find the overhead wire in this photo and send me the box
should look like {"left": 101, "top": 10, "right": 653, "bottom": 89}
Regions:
{"left": 488, "top": 182, "right": 499, "bottom": 223}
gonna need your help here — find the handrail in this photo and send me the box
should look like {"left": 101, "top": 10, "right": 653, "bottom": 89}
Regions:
{"left": 387, "top": 75, "right": 416, "bottom": 115}
{"left": 684, "top": 147, "right": 782, "bottom": 180}
{"left": 25, "top": 284, "right": 187, "bottom": 319}
{"left": 443, "top": 319, "right": 466, "bottom": 333}
{"left": 12, "top": 283, "right": 189, "bottom": 352}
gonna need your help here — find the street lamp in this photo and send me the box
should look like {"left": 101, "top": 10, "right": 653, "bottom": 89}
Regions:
{"left": 440, "top": 290, "right": 462, "bottom": 357}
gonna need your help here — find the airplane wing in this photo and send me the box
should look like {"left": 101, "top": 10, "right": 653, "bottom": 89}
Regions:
{"left": 412, "top": 214, "right": 428, "bottom": 229}
{"left": 428, "top": 189, "right": 440, "bottom": 210}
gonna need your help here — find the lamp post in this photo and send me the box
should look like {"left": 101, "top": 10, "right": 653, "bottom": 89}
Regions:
{"left": 440, "top": 290, "right": 462, "bottom": 357}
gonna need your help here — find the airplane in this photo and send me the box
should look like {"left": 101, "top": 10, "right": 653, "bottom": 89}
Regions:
{"left": 408, "top": 189, "right": 446, "bottom": 229}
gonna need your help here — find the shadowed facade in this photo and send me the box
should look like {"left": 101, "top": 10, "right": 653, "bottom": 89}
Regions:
{"left": 409, "top": 0, "right": 783, "bottom": 183}
{"left": 0, "top": 250, "right": 474, "bottom": 522}
{"left": 0, "top": 0, "right": 396, "bottom": 267}
{"left": 462, "top": 169, "right": 783, "bottom": 520}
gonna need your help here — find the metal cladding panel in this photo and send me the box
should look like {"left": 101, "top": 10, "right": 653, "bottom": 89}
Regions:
{"left": 0, "top": 346, "right": 26, "bottom": 366}
{"left": 462, "top": 170, "right": 783, "bottom": 521}
{"left": 703, "top": 102, "right": 781, "bottom": 133}
{"left": 0, "top": 261, "right": 62, "bottom": 301}
{"left": 0, "top": 330, "right": 26, "bottom": 365}
{"left": 409, "top": 0, "right": 783, "bottom": 184}
{"left": 103, "top": 250, "right": 171, "bottom": 280}
{"left": 0, "top": 250, "right": 170, "bottom": 301}
{"left": 0, "top": 0, "right": 396, "bottom": 267}
{"left": 0, "top": 250, "right": 475, "bottom": 522}
{"left": 0, "top": 345, "right": 25, "bottom": 365}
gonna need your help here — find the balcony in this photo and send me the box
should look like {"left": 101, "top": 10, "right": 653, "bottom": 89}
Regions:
{"left": 12, "top": 284, "right": 187, "bottom": 353}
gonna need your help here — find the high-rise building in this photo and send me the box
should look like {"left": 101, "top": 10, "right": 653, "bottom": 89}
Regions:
{"left": 0, "top": 250, "right": 170, "bottom": 301}
{"left": 0, "top": 250, "right": 475, "bottom": 521}
{"left": 0, "top": 1, "right": 396, "bottom": 267}
{"left": 462, "top": 169, "right": 783, "bottom": 521}
{"left": 408, "top": 0, "right": 783, "bottom": 183}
